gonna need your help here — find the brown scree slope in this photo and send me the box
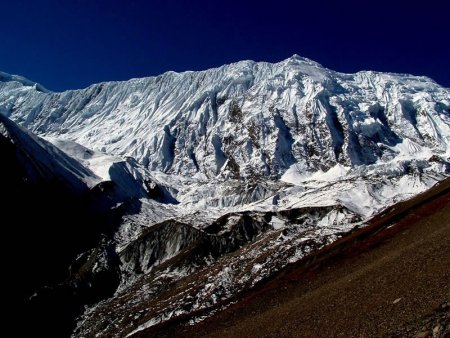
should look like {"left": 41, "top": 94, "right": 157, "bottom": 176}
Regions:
{"left": 136, "top": 177, "right": 450, "bottom": 338}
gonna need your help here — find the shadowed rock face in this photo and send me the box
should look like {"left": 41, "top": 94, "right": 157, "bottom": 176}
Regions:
{"left": 0, "top": 116, "right": 125, "bottom": 336}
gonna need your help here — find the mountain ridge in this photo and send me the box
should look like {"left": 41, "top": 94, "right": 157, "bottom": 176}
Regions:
{"left": 1, "top": 55, "right": 449, "bottom": 181}
{"left": 1, "top": 54, "right": 443, "bottom": 92}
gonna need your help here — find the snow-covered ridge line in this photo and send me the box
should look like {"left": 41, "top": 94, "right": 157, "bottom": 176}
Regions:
{"left": 1, "top": 55, "right": 321, "bottom": 92}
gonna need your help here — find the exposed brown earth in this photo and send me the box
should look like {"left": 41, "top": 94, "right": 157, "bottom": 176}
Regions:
{"left": 138, "top": 177, "right": 450, "bottom": 338}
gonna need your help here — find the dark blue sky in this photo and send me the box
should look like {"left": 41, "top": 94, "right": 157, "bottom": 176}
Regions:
{"left": 1, "top": 0, "right": 449, "bottom": 91}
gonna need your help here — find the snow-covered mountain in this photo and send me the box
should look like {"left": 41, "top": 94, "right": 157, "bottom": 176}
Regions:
{"left": 2, "top": 56, "right": 449, "bottom": 178}
{"left": 1, "top": 56, "right": 449, "bottom": 337}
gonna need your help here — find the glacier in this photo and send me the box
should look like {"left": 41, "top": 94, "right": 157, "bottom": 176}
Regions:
{"left": 1, "top": 55, "right": 449, "bottom": 337}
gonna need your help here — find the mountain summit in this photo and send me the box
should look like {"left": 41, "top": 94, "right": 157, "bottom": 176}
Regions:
{"left": 1, "top": 56, "right": 449, "bottom": 336}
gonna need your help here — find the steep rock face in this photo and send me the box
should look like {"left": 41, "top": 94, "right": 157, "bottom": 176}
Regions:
{"left": 0, "top": 115, "right": 121, "bottom": 336}
{"left": 0, "top": 115, "right": 177, "bottom": 336}
{"left": 1, "top": 56, "right": 448, "bottom": 180}
{"left": 120, "top": 211, "right": 274, "bottom": 288}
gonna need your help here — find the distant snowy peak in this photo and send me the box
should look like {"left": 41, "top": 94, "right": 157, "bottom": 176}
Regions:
{"left": 1, "top": 56, "right": 449, "bottom": 180}
{"left": 0, "top": 71, "right": 49, "bottom": 93}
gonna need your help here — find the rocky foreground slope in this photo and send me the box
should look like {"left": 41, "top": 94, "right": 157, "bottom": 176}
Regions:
{"left": 1, "top": 56, "right": 449, "bottom": 336}
{"left": 167, "top": 177, "right": 450, "bottom": 338}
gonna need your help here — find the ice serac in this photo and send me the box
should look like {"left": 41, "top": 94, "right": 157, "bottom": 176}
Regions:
{"left": 1, "top": 55, "right": 449, "bottom": 337}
